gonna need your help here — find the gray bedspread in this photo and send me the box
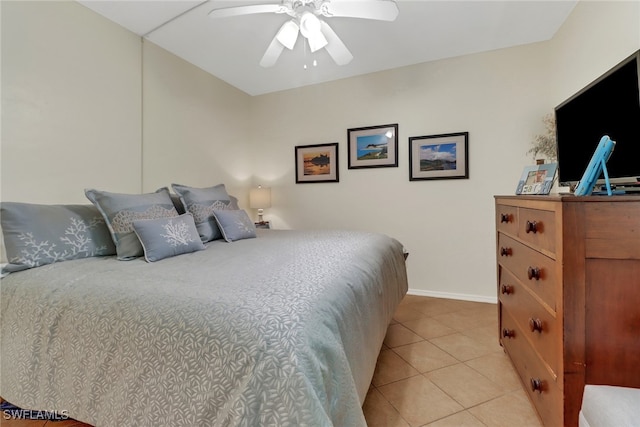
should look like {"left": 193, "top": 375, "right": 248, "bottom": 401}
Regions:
{"left": 0, "top": 229, "right": 408, "bottom": 426}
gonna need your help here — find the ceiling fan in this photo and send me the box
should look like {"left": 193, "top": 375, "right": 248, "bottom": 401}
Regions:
{"left": 208, "top": 0, "right": 399, "bottom": 67}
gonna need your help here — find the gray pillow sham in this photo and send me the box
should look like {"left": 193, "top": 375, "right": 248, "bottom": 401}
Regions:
{"left": 1, "top": 202, "right": 116, "bottom": 273}
{"left": 212, "top": 209, "right": 257, "bottom": 242}
{"left": 170, "top": 193, "right": 186, "bottom": 215}
{"left": 132, "top": 213, "right": 205, "bottom": 262}
{"left": 171, "top": 183, "right": 237, "bottom": 242}
{"left": 85, "top": 187, "right": 179, "bottom": 260}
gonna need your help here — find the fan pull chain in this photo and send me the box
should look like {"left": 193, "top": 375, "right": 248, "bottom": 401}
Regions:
{"left": 303, "top": 59, "right": 318, "bottom": 70}
{"left": 302, "top": 41, "right": 318, "bottom": 69}
{"left": 303, "top": 39, "right": 308, "bottom": 69}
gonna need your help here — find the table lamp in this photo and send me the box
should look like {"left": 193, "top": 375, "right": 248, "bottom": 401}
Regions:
{"left": 249, "top": 185, "right": 271, "bottom": 223}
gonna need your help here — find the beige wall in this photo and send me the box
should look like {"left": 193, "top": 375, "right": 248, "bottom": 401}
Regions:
{"left": 2, "top": 1, "right": 639, "bottom": 300}
{"left": 548, "top": 0, "right": 640, "bottom": 104}
{"left": 1, "top": 1, "right": 142, "bottom": 202}
{"left": 141, "top": 41, "right": 252, "bottom": 201}
{"left": 1, "top": 1, "right": 252, "bottom": 203}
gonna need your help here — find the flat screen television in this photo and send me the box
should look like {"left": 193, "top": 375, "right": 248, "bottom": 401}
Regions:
{"left": 555, "top": 49, "right": 640, "bottom": 190}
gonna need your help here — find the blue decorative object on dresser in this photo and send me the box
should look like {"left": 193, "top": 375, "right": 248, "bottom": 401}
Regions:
{"left": 573, "top": 135, "right": 616, "bottom": 196}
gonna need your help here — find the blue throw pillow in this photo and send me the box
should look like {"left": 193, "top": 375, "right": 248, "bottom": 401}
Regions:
{"left": 85, "top": 187, "right": 179, "bottom": 260}
{"left": 212, "top": 209, "right": 257, "bottom": 242}
{"left": 171, "top": 183, "right": 237, "bottom": 242}
{"left": 132, "top": 213, "right": 205, "bottom": 262}
{"left": 1, "top": 202, "right": 116, "bottom": 273}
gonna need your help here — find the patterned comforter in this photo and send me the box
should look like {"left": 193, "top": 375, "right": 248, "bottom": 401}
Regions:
{"left": 0, "top": 229, "right": 408, "bottom": 426}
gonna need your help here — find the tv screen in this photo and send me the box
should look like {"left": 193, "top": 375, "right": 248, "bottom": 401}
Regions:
{"left": 555, "top": 49, "right": 640, "bottom": 187}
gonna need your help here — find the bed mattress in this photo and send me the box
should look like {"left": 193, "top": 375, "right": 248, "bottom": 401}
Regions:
{"left": 0, "top": 229, "right": 408, "bottom": 426}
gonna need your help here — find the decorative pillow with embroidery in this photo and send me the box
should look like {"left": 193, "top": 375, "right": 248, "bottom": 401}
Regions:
{"left": 85, "top": 187, "right": 179, "bottom": 260}
{"left": 132, "top": 213, "right": 205, "bottom": 262}
{"left": 1, "top": 202, "right": 116, "bottom": 273}
{"left": 171, "top": 183, "right": 237, "bottom": 242}
{"left": 133, "top": 213, "right": 204, "bottom": 262}
{"left": 212, "top": 209, "right": 257, "bottom": 242}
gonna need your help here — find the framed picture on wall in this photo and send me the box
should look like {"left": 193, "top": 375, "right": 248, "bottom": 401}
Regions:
{"left": 409, "top": 132, "right": 469, "bottom": 181}
{"left": 295, "top": 143, "right": 339, "bottom": 183}
{"left": 347, "top": 124, "right": 398, "bottom": 169}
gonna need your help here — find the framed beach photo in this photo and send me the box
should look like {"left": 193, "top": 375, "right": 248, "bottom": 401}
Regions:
{"left": 409, "top": 132, "right": 469, "bottom": 181}
{"left": 295, "top": 143, "right": 339, "bottom": 183}
{"left": 348, "top": 124, "right": 398, "bottom": 169}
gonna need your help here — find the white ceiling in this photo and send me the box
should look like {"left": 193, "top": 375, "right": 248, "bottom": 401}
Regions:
{"left": 77, "top": 0, "right": 577, "bottom": 96}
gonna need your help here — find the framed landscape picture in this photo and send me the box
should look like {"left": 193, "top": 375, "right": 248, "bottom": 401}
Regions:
{"left": 409, "top": 132, "right": 469, "bottom": 181}
{"left": 347, "top": 124, "right": 398, "bottom": 169}
{"left": 295, "top": 143, "right": 339, "bottom": 183}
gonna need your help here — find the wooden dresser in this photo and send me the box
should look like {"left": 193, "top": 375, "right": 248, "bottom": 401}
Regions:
{"left": 495, "top": 195, "right": 640, "bottom": 426}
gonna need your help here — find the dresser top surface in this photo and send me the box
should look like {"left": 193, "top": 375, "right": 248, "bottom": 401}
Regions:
{"left": 495, "top": 194, "right": 640, "bottom": 203}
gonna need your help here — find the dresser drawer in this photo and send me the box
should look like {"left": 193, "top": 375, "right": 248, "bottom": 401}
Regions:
{"left": 499, "top": 268, "right": 559, "bottom": 378}
{"left": 496, "top": 204, "right": 518, "bottom": 236}
{"left": 497, "top": 234, "right": 557, "bottom": 311}
{"left": 501, "top": 310, "right": 562, "bottom": 427}
{"left": 517, "top": 207, "right": 556, "bottom": 254}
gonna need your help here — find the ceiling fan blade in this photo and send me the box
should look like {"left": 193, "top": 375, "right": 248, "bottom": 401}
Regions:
{"left": 320, "top": 21, "right": 353, "bottom": 66}
{"left": 260, "top": 36, "right": 285, "bottom": 67}
{"left": 208, "top": 4, "right": 283, "bottom": 19}
{"left": 321, "top": 1, "right": 399, "bottom": 21}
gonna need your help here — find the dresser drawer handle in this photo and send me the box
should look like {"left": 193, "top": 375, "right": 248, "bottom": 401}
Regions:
{"left": 500, "top": 247, "right": 512, "bottom": 257}
{"left": 529, "top": 317, "right": 543, "bottom": 333}
{"left": 525, "top": 220, "right": 538, "bottom": 234}
{"left": 527, "top": 266, "right": 541, "bottom": 280}
{"left": 500, "top": 213, "right": 511, "bottom": 223}
{"left": 530, "top": 378, "right": 544, "bottom": 393}
{"left": 502, "top": 328, "right": 515, "bottom": 338}
{"left": 501, "top": 284, "right": 513, "bottom": 295}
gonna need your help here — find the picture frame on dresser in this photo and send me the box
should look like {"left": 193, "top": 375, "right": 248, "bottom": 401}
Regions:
{"left": 408, "top": 132, "right": 468, "bottom": 181}
{"left": 347, "top": 123, "right": 398, "bottom": 169}
{"left": 515, "top": 163, "right": 558, "bottom": 195}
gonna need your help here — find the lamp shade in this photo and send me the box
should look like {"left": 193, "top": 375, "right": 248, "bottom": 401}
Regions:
{"left": 276, "top": 20, "right": 299, "bottom": 50}
{"left": 299, "top": 12, "right": 320, "bottom": 38}
{"left": 249, "top": 186, "right": 271, "bottom": 209}
{"left": 299, "top": 12, "right": 327, "bottom": 53}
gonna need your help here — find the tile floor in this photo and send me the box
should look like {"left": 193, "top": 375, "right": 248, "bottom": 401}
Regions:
{"left": 363, "top": 295, "right": 542, "bottom": 427}
{"left": 1, "top": 295, "right": 542, "bottom": 427}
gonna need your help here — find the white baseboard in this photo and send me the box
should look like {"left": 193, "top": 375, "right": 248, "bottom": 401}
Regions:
{"left": 407, "top": 288, "right": 497, "bottom": 304}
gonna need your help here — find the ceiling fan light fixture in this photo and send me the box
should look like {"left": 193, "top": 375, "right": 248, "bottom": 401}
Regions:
{"left": 276, "top": 20, "right": 299, "bottom": 50}
{"left": 299, "top": 11, "right": 327, "bottom": 52}
{"left": 299, "top": 11, "right": 321, "bottom": 38}
{"left": 307, "top": 32, "right": 328, "bottom": 52}
{"left": 213, "top": 0, "right": 394, "bottom": 68}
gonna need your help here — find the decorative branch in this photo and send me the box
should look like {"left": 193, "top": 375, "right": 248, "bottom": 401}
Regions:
{"left": 527, "top": 113, "right": 557, "bottom": 161}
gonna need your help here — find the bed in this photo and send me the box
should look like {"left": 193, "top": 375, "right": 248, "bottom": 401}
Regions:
{"left": 0, "top": 227, "right": 408, "bottom": 426}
